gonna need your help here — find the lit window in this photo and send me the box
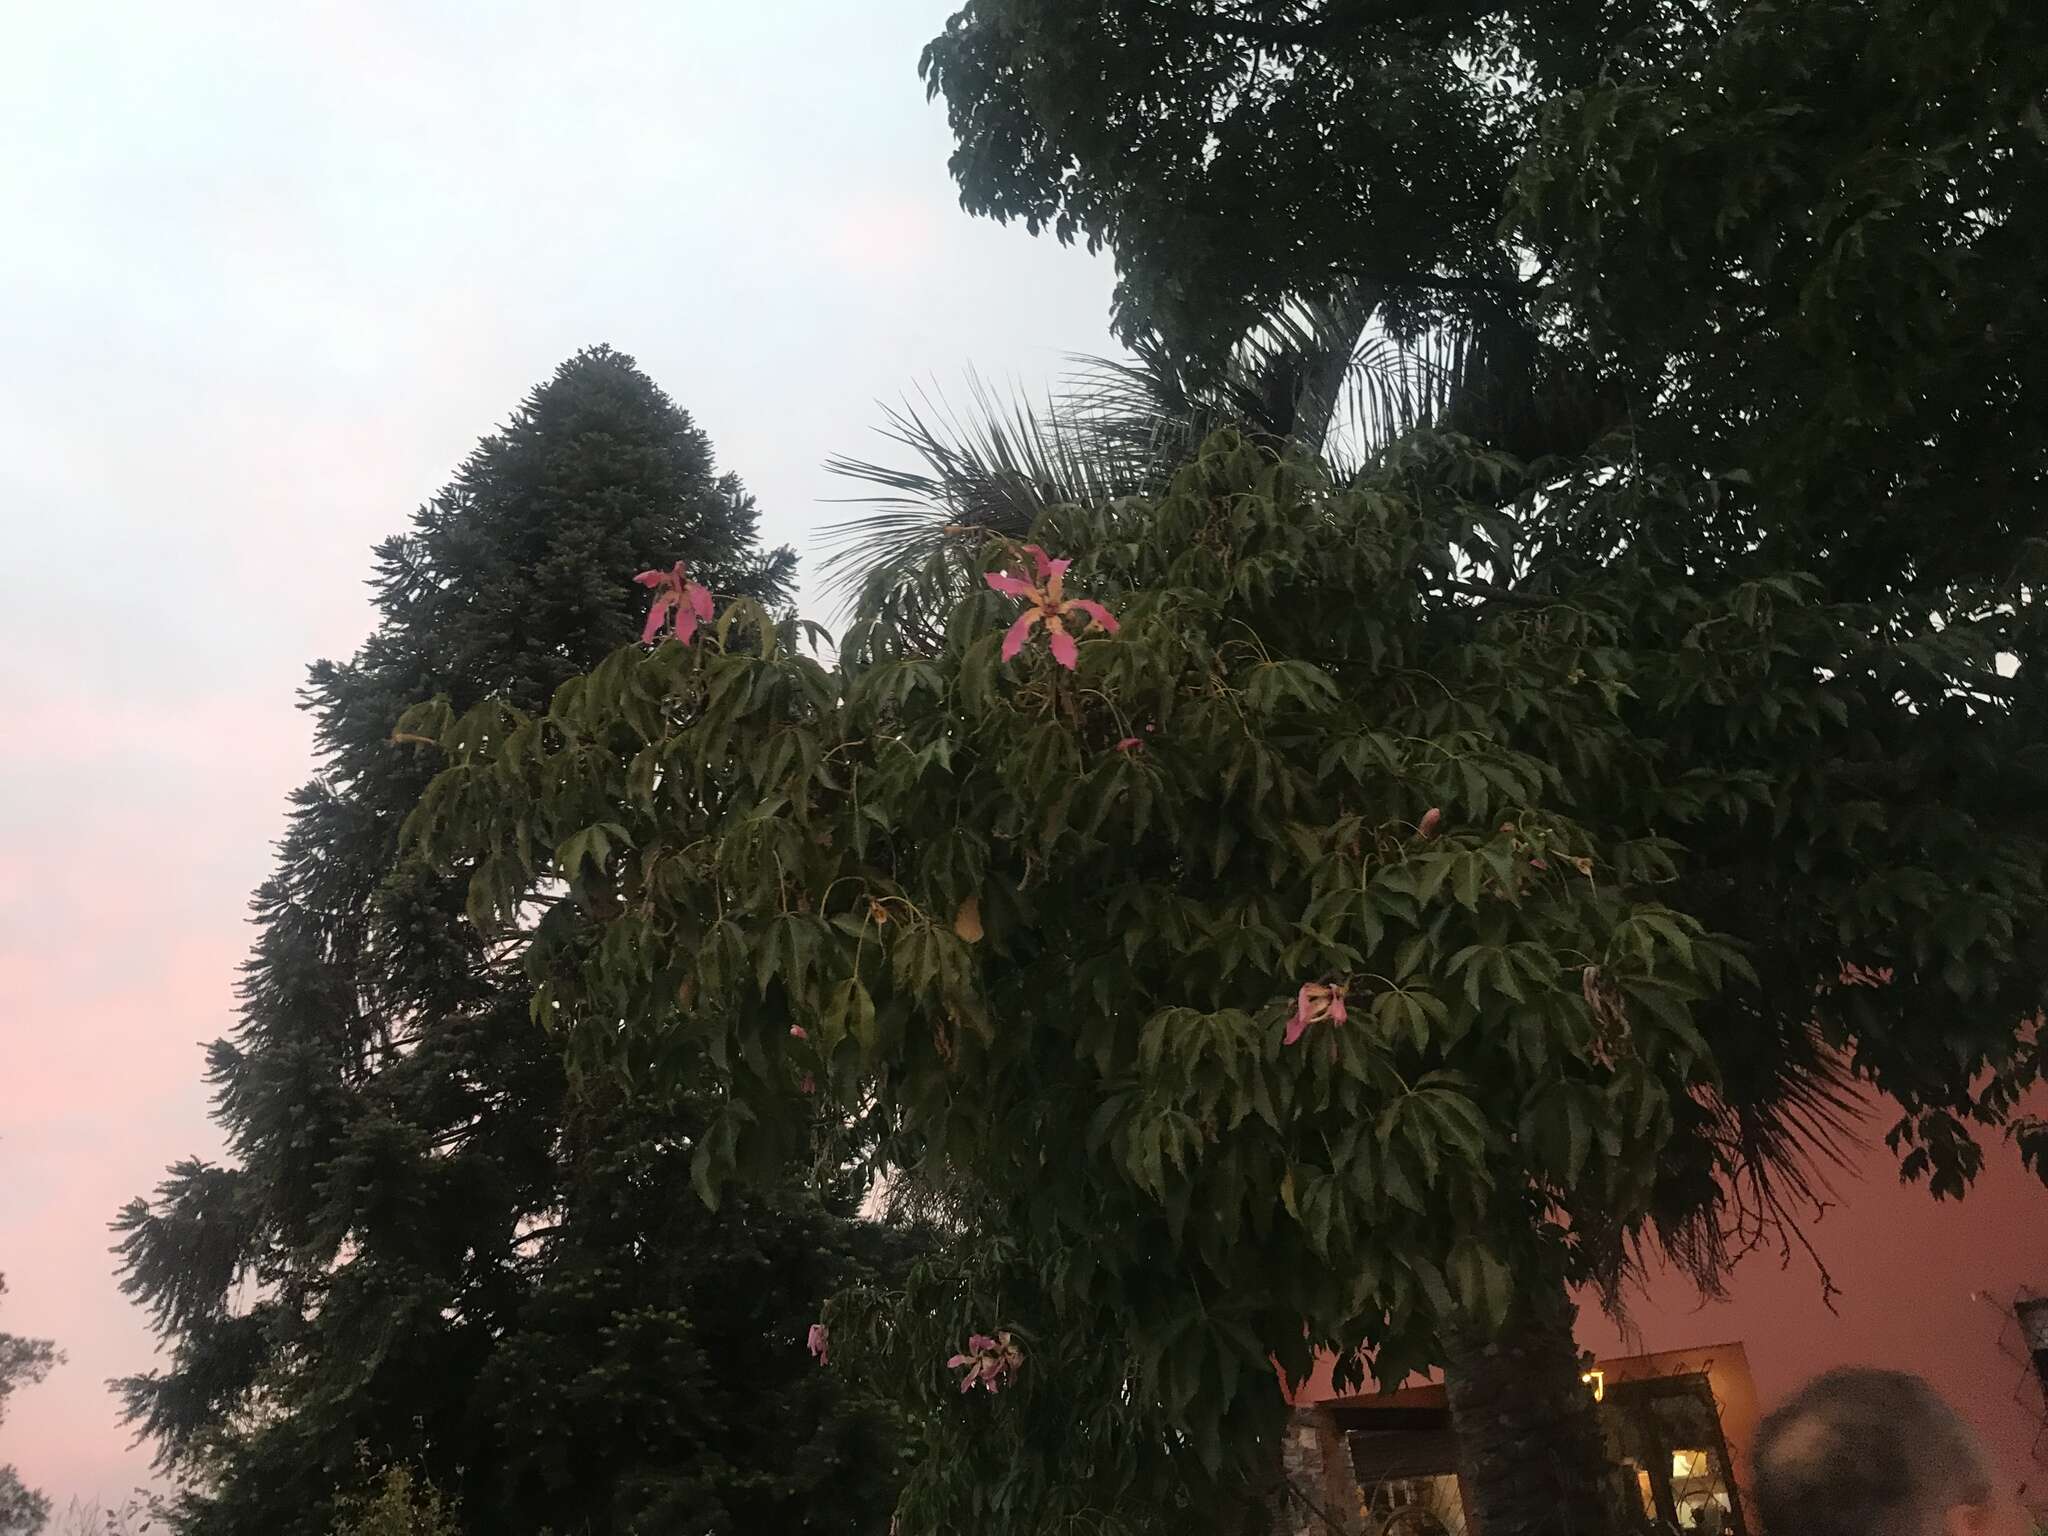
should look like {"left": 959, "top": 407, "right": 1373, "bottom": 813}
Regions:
{"left": 1672, "top": 1449, "right": 1712, "bottom": 1482}
{"left": 1625, "top": 1464, "right": 1657, "bottom": 1520}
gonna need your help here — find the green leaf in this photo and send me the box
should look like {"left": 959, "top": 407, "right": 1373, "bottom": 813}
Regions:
{"left": 1452, "top": 853, "right": 1482, "bottom": 910}
{"left": 824, "top": 976, "right": 878, "bottom": 1054}
{"left": 690, "top": 1137, "right": 722, "bottom": 1212}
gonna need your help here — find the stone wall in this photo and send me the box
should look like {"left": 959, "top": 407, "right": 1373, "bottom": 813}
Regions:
{"left": 1269, "top": 1406, "right": 1364, "bottom": 1534}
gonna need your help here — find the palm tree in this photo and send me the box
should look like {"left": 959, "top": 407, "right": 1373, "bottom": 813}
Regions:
{"left": 818, "top": 300, "right": 1859, "bottom": 1536}
{"left": 819, "top": 284, "right": 1474, "bottom": 618}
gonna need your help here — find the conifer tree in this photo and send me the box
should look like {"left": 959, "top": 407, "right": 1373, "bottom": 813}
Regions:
{"left": 116, "top": 346, "right": 905, "bottom": 1535}
{"left": 0, "top": 1273, "right": 60, "bottom": 1536}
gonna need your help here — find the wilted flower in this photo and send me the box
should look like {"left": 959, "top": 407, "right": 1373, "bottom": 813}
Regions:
{"left": 985, "top": 544, "right": 1118, "bottom": 670}
{"left": 1581, "top": 965, "right": 1629, "bottom": 1038}
{"left": 807, "top": 1323, "right": 830, "bottom": 1364}
{"left": 1284, "top": 982, "right": 1348, "bottom": 1046}
{"left": 948, "top": 1330, "right": 1024, "bottom": 1393}
{"left": 634, "top": 561, "right": 715, "bottom": 645}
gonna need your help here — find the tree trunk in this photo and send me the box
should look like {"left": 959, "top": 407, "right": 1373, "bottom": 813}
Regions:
{"left": 1441, "top": 1278, "right": 1624, "bottom": 1536}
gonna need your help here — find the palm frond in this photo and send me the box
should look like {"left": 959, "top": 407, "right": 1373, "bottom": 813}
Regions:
{"left": 1598, "top": 1016, "right": 1866, "bottom": 1314}
{"left": 1065, "top": 303, "right": 1474, "bottom": 476}
{"left": 820, "top": 296, "right": 1476, "bottom": 617}
{"left": 817, "top": 373, "right": 1152, "bottom": 614}
{"left": 1324, "top": 329, "right": 1476, "bottom": 472}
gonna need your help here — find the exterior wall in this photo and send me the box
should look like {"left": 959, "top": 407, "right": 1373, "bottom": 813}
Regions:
{"left": 1272, "top": 1407, "right": 1364, "bottom": 1535}
{"left": 1594, "top": 1342, "right": 1762, "bottom": 1530}
{"left": 1577, "top": 1136, "right": 2048, "bottom": 1513}
{"left": 1307, "top": 1345, "right": 1761, "bottom": 1531}
{"left": 1291, "top": 1134, "right": 2048, "bottom": 1518}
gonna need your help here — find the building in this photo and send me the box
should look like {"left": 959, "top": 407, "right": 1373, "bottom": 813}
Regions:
{"left": 1285, "top": 1137, "right": 2048, "bottom": 1533}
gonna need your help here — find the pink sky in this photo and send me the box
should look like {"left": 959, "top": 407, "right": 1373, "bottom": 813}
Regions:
{"left": 0, "top": 0, "right": 1117, "bottom": 1507}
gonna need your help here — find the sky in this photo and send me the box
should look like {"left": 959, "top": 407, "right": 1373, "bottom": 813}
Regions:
{"left": 0, "top": 0, "right": 1117, "bottom": 1509}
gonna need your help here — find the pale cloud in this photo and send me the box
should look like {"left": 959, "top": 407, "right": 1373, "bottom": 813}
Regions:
{"left": 827, "top": 197, "right": 949, "bottom": 277}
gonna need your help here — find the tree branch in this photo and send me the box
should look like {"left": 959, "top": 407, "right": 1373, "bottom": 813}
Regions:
{"left": 1208, "top": 0, "right": 1496, "bottom": 49}
{"left": 1331, "top": 263, "right": 1547, "bottom": 300}
{"left": 1430, "top": 578, "right": 1557, "bottom": 608}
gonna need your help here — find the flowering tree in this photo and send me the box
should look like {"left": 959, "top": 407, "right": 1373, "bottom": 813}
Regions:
{"left": 399, "top": 415, "right": 2046, "bottom": 1531}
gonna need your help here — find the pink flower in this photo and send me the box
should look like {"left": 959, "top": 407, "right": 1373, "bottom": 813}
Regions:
{"left": 789, "top": 1024, "right": 808, "bottom": 1040}
{"left": 1115, "top": 737, "right": 1143, "bottom": 752}
{"left": 634, "top": 561, "right": 716, "bottom": 645}
{"left": 985, "top": 544, "right": 1119, "bottom": 670}
{"left": 1284, "top": 982, "right": 1349, "bottom": 1046}
{"left": 947, "top": 1330, "right": 1024, "bottom": 1393}
{"left": 1417, "top": 807, "right": 1444, "bottom": 840}
{"left": 807, "top": 1323, "right": 830, "bottom": 1364}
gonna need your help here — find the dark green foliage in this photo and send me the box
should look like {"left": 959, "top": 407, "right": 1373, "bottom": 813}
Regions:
{"left": 917, "top": 1, "right": 1725, "bottom": 359}
{"left": 400, "top": 410, "right": 2046, "bottom": 1528}
{"left": 905, "top": 3, "right": 2048, "bottom": 1531}
{"left": 380, "top": 3, "right": 2048, "bottom": 1531}
{"left": 919, "top": 0, "right": 2048, "bottom": 1222}
{"left": 1516, "top": 0, "right": 2048, "bottom": 600}
{"left": 891, "top": 3, "right": 2048, "bottom": 1529}
{"left": 1509, "top": 0, "right": 2048, "bottom": 1199}
{"left": 920, "top": 0, "right": 1517, "bottom": 353}
{"left": 0, "top": 1274, "right": 60, "bottom": 1536}
{"left": 912, "top": 0, "right": 1731, "bottom": 591}
{"left": 332, "top": 1466, "right": 460, "bottom": 1536}
{"left": 116, "top": 347, "right": 903, "bottom": 1535}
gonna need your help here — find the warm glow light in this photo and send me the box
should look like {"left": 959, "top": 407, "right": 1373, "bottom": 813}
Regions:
{"left": 1581, "top": 1368, "right": 1605, "bottom": 1402}
{"left": 1672, "top": 1449, "right": 1711, "bottom": 1482}
{"left": 1632, "top": 1468, "right": 1658, "bottom": 1520}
